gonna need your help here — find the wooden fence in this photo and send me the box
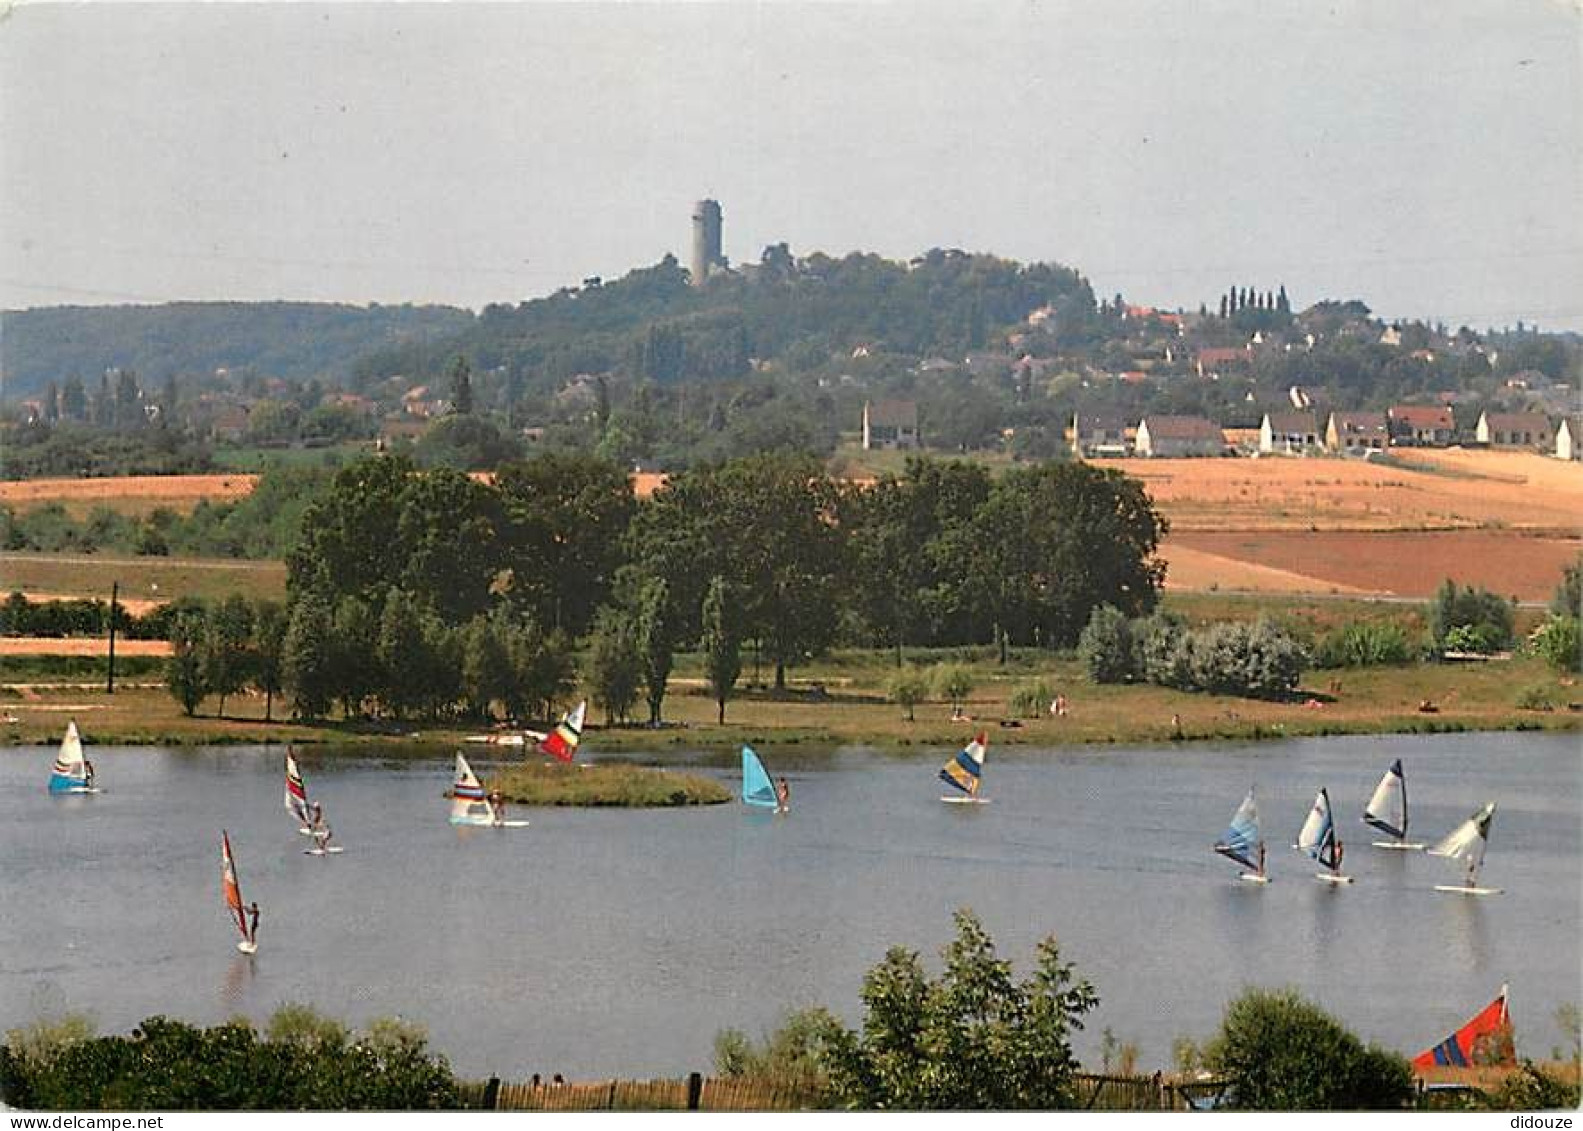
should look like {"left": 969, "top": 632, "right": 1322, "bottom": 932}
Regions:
{"left": 459, "top": 1072, "right": 1227, "bottom": 1112}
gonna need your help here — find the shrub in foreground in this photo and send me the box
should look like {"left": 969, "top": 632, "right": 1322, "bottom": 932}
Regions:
{"left": 1205, "top": 988, "right": 1414, "bottom": 1110}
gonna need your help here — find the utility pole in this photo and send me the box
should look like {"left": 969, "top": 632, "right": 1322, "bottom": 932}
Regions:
{"left": 106, "top": 581, "right": 118, "bottom": 694}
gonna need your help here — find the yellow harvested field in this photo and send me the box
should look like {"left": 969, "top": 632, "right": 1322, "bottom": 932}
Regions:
{"left": 1114, "top": 450, "right": 1583, "bottom": 531}
{"left": 0, "top": 636, "right": 172, "bottom": 656}
{"left": 0, "top": 474, "right": 259, "bottom": 517}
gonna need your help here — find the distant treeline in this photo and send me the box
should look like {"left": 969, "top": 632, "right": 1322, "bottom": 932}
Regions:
{"left": 1, "top": 466, "right": 327, "bottom": 558}
{"left": 1, "top": 592, "right": 175, "bottom": 639}
{"left": 0, "top": 301, "right": 472, "bottom": 400}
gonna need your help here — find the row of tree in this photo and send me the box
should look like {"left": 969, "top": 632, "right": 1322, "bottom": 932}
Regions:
{"left": 267, "top": 452, "right": 1166, "bottom": 721}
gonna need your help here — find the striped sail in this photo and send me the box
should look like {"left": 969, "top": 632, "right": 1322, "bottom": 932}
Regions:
{"left": 1362, "top": 759, "right": 1408, "bottom": 840}
{"left": 284, "top": 750, "right": 311, "bottom": 827}
{"left": 48, "top": 720, "right": 89, "bottom": 792}
{"left": 1412, "top": 985, "right": 1513, "bottom": 1068}
{"left": 538, "top": 701, "right": 586, "bottom": 763}
{"left": 449, "top": 753, "right": 494, "bottom": 825}
{"left": 741, "top": 745, "right": 778, "bottom": 809}
{"left": 1297, "top": 788, "right": 1341, "bottom": 869}
{"left": 221, "top": 831, "right": 250, "bottom": 944}
{"left": 1215, "top": 788, "right": 1263, "bottom": 873}
{"left": 1429, "top": 801, "right": 1495, "bottom": 875}
{"left": 939, "top": 733, "right": 988, "bottom": 797}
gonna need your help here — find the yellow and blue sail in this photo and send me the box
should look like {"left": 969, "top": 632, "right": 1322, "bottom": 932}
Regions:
{"left": 741, "top": 745, "right": 778, "bottom": 808}
{"left": 939, "top": 733, "right": 988, "bottom": 797}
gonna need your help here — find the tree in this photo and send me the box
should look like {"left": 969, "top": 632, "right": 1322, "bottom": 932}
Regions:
{"left": 818, "top": 909, "right": 1098, "bottom": 1109}
{"left": 327, "top": 596, "right": 379, "bottom": 718}
{"left": 251, "top": 599, "right": 287, "bottom": 722}
{"left": 1431, "top": 580, "right": 1514, "bottom": 653}
{"left": 282, "top": 592, "right": 335, "bottom": 720}
{"left": 165, "top": 609, "right": 208, "bottom": 716}
{"left": 203, "top": 594, "right": 253, "bottom": 717}
{"left": 1206, "top": 988, "right": 1414, "bottom": 1110}
{"left": 447, "top": 355, "right": 473, "bottom": 416}
{"left": 933, "top": 663, "right": 975, "bottom": 718}
{"left": 589, "top": 606, "right": 642, "bottom": 725}
{"left": 701, "top": 576, "right": 740, "bottom": 725}
{"left": 460, "top": 615, "right": 511, "bottom": 719}
{"left": 635, "top": 577, "right": 676, "bottom": 725}
{"left": 1552, "top": 555, "right": 1583, "bottom": 620}
{"left": 377, "top": 588, "right": 430, "bottom": 719}
{"left": 888, "top": 668, "right": 929, "bottom": 721}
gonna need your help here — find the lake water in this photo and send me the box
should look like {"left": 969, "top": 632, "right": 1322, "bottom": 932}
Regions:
{"left": 2, "top": 731, "right": 1579, "bottom": 1081}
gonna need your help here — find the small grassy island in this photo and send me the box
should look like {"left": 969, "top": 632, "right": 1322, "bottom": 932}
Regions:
{"left": 487, "top": 760, "right": 731, "bottom": 807}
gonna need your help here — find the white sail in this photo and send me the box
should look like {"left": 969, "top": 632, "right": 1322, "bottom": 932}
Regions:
{"left": 449, "top": 753, "right": 495, "bottom": 825}
{"left": 57, "top": 721, "right": 85, "bottom": 775}
{"left": 1362, "top": 760, "right": 1407, "bottom": 840}
{"left": 1296, "top": 789, "right": 1331, "bottom": 857}
{"left": 1430, "top": 802, "right": 1495, "bottom": 868}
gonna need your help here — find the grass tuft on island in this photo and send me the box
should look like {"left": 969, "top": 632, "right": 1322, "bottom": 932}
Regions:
{"left": 487, "top": 760, "right": 731, "bottom": 807}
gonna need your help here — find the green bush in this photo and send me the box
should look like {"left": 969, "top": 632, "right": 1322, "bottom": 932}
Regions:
{"left": 2, "top": 1009, "right": 458, "bottom": 1111}
{"left": 1205, "top": 988, "right": 1414, "bottom": 1110}
{"left": 1077, "top": 604, "right": 1135, "bottom": 684}
{"left": 1432, "top": 580, "right": 1514, "bottom": 652}
{"left": 1481, "top": 1062, "right": 1580, "bottom": 1111}
{"left": 1311, "top": 621, "right": 1413, "bottom": 668}
{"left": 1530, "top": 616, "right": 1582, "bottom": 674}
{"left": 1008, "top": 679, "right": 1054, "bottom": 718}
{"left": 1182, "top": 620, "right": 1305, "bottom": 699}
{"left": 712, "top": 1007, "right": 839, "bottom": 1105}
{"left": 1514, "top": 684, "right": 1555, "bottom": 711}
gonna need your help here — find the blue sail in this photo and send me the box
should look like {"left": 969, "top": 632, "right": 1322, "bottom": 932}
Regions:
{"left": 1214, "top": 789, "right": 1262, "bottom": 873}
{"left": 741, "top": 745, "right": 778, "bottom": 809}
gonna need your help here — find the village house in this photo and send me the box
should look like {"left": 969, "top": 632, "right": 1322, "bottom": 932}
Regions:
{"left": 1070, "top": 412, "right": 1130, "bottom": 458}
{"left": 861, "top": 399, "right": 921, "bottom": 451}
{"left": 1259, "top": 410, "right": 1320, "bottom": 455}
{"left": 1386, "top": 405, "right": 1456, "bottom": 447}
{"left": 1195, "top": 347, "right": 1249, "bottom": 380}
{"left": 1135, "top": 414, "right": 1223, "bottom": 458}
{"left": 1476, "top": 411, "right": 1550, "bottom": 449}
{"left": 1325, "top": 411, "right": 1389, "bottom": 454}
{"left": 1555, "top": 417, "right": 1583, "bottom": 461}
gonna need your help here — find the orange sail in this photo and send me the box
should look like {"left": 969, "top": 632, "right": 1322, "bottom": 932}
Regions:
{"left": 1412, "top": 985, "right": 1513, "bottom": 1069}
{"left": 221, "top": 831, "right": 250, "bottom": 943}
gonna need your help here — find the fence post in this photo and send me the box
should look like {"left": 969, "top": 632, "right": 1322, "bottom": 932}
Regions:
{"left": 482, "top": 1076, "right": 500, "bottom": 1111}
{"left": 687, "top": 1071, "right": 703, "bottom": 1111}
{"left": 607, "top": 1080, "right": 618, "bottom": 1109}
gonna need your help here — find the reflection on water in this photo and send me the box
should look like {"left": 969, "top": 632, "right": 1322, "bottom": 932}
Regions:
{"left": 1, "top": 731, "right": 1577, "bottom": 1079}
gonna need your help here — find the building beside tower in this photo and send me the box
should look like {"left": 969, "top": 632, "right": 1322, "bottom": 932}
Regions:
{"left": 691, "top": 199, "right": 726, "bottom": 286}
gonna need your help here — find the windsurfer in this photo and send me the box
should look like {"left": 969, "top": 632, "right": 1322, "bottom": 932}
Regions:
{"left": 489, "top": 790, "right": 506, "bottom": 827}
{"left": 83, "top": 759, "right": 95, "bottom": 788}
{"left": 1333, "top": 837, "right": 1345, "bottom": 874}
{"left": 310, "top": 803, "right": 333, "bottom": 851}
{"left": 1258, "top": 841, "right": 1266, "bottom": 877}
{"left": 247, "top": 901, "right": 260, "bottom": 945}
{"left": 775, "top": 777, "right": 790, "bottom": 812}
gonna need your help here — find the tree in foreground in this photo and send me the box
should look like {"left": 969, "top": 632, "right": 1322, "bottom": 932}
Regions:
{"left": 817, "top": 908, "right": 1098, "bottom": 1109}
{"left": 1205, "top": 987, "right": 1414, "bottom": 1110}
{"left": 1, "top": 1007, "right": 457, "bottom": 1110}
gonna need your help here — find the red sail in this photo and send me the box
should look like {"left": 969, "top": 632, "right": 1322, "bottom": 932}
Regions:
{"left": 1412, "top": 987, "right": 1512, "bottom": 1069}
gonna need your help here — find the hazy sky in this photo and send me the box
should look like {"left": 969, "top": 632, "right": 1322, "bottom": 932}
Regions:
{"left": 2, "top": 1, "right": 1579, "bottom": 329}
